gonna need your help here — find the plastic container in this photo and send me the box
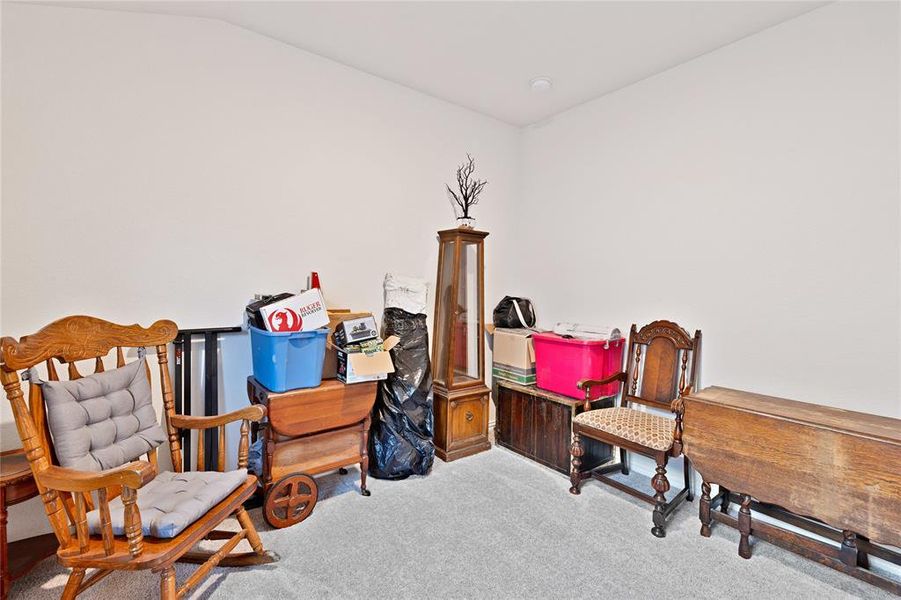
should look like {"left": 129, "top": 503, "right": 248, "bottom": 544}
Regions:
{"left": 249, "top": 325, "right": 328, "bottom": 393}
{"left": 532, "top": 332, "right": 626, "bottom": 400}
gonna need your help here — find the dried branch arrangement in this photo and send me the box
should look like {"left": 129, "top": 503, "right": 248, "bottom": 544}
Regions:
{"left": 446, "top": 154, "right": 488, "bottom": 220}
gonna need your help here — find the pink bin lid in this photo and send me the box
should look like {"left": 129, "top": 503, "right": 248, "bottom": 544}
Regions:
{"left": 532, "top": 332, "right": 623, "bottom": 346}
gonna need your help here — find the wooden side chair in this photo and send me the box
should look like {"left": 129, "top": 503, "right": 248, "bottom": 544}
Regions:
{"left": 569, "top": 320, "right": 700, "bottom": 538}
{"left": 0, "top": 316, "right": 275, "bottom": 599}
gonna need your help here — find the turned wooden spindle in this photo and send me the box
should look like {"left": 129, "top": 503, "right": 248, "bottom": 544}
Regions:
{"left": 569, "top": 434, "right": 584, "bottom": 495}
{"left": 238, "top": 420, "right": 250, "bottom": 469}
{"left": 67, "top": 362, "right": 82, "bottom": 380}
{"left": 651, "top": 455, "right": 671, "bottom": 538}
{"left": 156, "top": 344, "right": 183, "bottom": 473}
{"left": 630, "top": 345, "right": 642, "bottom": 395}
{"left": 97, "top": 488, "right": 115, "bottom": 556}
{"left": 197, "top": 433, "right": 205, "bottom": 472}
{"left": 121, "top": 486, "right": 143, "bottom": 557}
{"left": 45, "top": 359, "right": 59, "bottom": 381}
{"left": 94, "top": 357, "right": 105, "bottom": 373}
{"left": 73, "top": 492, "right": 89, "bottom": 553}
{"left": 217, "top": 426, "right": 226, "bottom": 472}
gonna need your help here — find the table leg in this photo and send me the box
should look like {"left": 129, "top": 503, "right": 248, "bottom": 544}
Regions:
{"left": 700, "top": 481, "right": 712, "bottom": 538}
{"left": 738, "top": 494, "right": 752, "bottom": 559}
{"left": 1, "top": 486, "right": 8, "bottom": 600}
{"left": 360, "top": 416, "right": 371, "bottom": 497}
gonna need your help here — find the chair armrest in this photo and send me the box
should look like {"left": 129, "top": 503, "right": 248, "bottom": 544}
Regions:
{"left": 577, "top": 372, "right": 626, "bottom": 399}
{"left": 169, "top": 405, "right": 265, "bottom": 430}
{"left": 37, "top": 460, "right": 156, "bottom": 493}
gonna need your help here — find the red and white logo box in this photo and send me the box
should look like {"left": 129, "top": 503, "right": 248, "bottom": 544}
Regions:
{"left": 259, "top": 289, "right": 329, "bottom": 333}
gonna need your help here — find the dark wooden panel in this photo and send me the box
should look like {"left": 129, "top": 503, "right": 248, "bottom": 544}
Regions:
{"left": 496, "top": 387, "right": 513, "bottom": 446}
{"left": 535, "top": 400, "right": 569, "bottom": 472}
{"left": 509, "top": 391, "right": 535, "bottom": 455}
{"left": 638, "top": 337, "right": 678, "bottom": 405}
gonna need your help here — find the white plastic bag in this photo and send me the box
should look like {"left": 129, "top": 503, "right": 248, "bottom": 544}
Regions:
{"left": 384, "top": 273, "right": 429, "bottom": 315}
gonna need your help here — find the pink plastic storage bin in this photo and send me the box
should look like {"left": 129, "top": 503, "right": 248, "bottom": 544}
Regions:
{"left": 532, "top": 332, "right": 626, "bottom": 400}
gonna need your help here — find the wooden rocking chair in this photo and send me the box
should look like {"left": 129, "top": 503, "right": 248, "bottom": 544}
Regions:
{"left": 0, "top": 316, "right": 275, "bottom": 599}
{"left": 569, "top": 320, "right": 701, "bottom": 538}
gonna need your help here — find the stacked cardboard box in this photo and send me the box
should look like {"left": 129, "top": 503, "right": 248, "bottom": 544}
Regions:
{"left": 490, "top": 328, "right": 537, "bottom": 385}
{"left": 332, "top": 315, "right": 397, "bottom": 384}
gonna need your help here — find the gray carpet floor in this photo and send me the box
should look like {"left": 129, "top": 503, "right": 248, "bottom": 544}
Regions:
{"left": 10, "top": 447, "right": 896, "bottom": 599}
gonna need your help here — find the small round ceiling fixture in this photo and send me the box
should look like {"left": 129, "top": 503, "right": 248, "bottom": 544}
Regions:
{"left": 529, "top": 77, "right": 553, "bottom": 92}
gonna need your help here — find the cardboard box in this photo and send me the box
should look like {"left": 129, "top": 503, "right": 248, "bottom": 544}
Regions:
{"left": 492, "top": 363, "right": 536, "bottom": 386}
{"left": 323, "top": 310, "right": 372, "bottom": 379}
{"left": 333, "top": 315, "right": 379, "bottom": 348}
{"left": 490, "top": 327, "right": 537, "bottom": 385}
{"left": 258, "top": 289, "right": 328, "bottom": 332}
{"left": 492, "top": 328, "right": 536, "bottom": 369}
{"left": 336, "top": 336, "right": 399, "bottom": 384}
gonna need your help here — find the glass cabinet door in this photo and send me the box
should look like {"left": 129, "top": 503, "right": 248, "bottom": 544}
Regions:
{"left": 433, "top": 240, "right": 455, "bottom": 386}
{"left": 450, "top": 240, "right": 482, "bottom": 387}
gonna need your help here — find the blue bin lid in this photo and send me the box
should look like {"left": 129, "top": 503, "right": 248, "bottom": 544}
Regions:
{"left": 248, "top": 325, "right": 328, "bottom": 338}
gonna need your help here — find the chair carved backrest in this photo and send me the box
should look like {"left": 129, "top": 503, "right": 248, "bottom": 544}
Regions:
{"left": 0, "top": 316, "right": 180, "bottom": 551}
{"left": 622, "top": 320, "right": 701, "bottom": 412}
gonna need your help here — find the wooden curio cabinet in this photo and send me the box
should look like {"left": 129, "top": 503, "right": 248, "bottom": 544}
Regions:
{"left": 432, "top": 227, "right": 491, "bottom": 461}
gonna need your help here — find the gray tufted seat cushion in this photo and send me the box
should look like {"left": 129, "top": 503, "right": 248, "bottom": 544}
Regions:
{"left": 38, "top": 358, "right": 167, "bottom": 472}
{"left": 86, "top": 469, "right": 248, "bottom": 538}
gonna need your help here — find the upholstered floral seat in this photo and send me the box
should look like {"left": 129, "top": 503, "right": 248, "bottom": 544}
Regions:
{"left": 573, "top": 407, "right": 674, "bottom": 452}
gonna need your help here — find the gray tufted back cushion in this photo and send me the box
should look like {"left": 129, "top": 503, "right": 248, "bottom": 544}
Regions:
{"left": 38, "top": 358, "right": 166, "bottom": 472}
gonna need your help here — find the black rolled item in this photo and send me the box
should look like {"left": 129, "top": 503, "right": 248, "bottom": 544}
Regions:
{"left": 493, "top": 296, "right": 536, "bottom": 328}
{"left": 368, "top": 308, "right": 434, "bottom": 480}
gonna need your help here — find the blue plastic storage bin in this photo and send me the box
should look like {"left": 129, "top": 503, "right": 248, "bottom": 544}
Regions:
{"left": 249, "top": 325, "right": 328, "bottom": 393}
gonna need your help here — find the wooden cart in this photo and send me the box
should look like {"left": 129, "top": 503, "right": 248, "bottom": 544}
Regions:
{"left": 247, "top": 377, "right": 377, "bottom": 528}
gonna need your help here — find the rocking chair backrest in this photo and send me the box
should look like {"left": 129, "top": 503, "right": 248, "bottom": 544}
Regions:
{"left": 622, "top": 320, "right": 701, "bottom": 411}
{"left": 0, "top": 315, "right": 180, "bottom": 549}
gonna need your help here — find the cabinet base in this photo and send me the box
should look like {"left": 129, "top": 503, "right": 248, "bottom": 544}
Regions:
{"left": 436, "top": 439, "right": 491, "bottom": 463}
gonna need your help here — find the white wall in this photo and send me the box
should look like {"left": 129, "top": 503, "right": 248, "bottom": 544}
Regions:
{"left": 2, "top": 0, "right": 899, "bottom": 547}
{"left": 516, "top": 1, "right": 900, "bottom": 429}
{"left": 0, "top": 2, "right": 519, "bottom": 540}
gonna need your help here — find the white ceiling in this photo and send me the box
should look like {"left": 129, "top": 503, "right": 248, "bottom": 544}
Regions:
{"left": 39, "top": 1, "right": 828, "bottom": 126}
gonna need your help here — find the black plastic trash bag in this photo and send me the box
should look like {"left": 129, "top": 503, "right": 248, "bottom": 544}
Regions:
{"left": 368, "top": 308, "right": 434, "bottom": 479}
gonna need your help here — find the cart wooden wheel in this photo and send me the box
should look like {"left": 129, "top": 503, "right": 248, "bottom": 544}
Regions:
{"left": 263, "top": 474, "right": 318, "bottom": 529}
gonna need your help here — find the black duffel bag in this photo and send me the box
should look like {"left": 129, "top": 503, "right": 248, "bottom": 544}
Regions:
{"left": 493, "top": 296, "right": 536, "bottom": 328}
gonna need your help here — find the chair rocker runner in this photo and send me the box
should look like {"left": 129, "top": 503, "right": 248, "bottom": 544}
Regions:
{"left": 569, "top": 320, "right": 701, "bottom": 538}
{"left": 0, "top": 316, "right": 276, "bottom": 600}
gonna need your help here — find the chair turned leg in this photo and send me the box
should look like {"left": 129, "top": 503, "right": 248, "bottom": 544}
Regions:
{"left": 235, "top": 507, "right": 266, "bottom": 555}
{"left": 683, "top": 455, "right": 693, "bottom": 502}
{"left": 569, "top": 434, "right": 584, "bottom": 495}
{"left": 651, "top": 454, "right": 670, "bottom": 538}
{"left": 700, "top": 481, "right": 712, "bottom": 537}
{"left": 620, "top": 447, "right": 629, "bottom": 475}
{"left": 738, "top": 494, "right": 752, "bottom": 559}
{"left": 160, "top": 567, "right": 177, "bottom": 600}
{"left": 61, "top": 568, "right": 86, "bottom": 600}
